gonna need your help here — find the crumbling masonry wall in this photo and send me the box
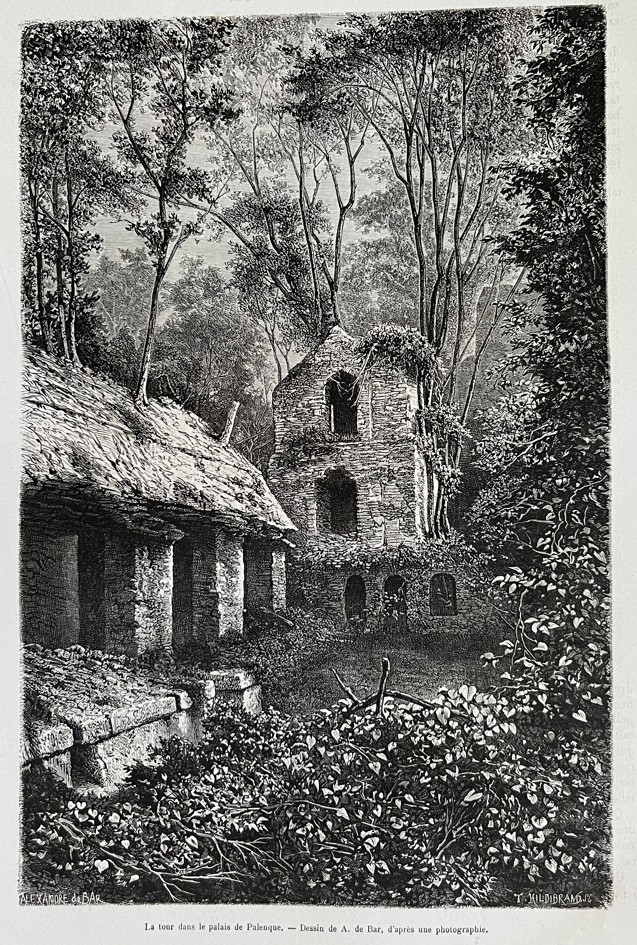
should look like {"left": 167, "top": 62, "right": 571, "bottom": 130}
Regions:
{"left": 21, "top": 519, "right": 80, "bottom": 648}
{"left": 104, "top": 533, "right": 173, "bottom": 654}
{"left": 269, "top": 329, "right": 421, "bottom": 548}
{"left": 291, "top": 559, "right": 494, "bottom": 636}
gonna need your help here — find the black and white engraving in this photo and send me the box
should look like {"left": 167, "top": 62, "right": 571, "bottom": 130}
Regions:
{"left": 19, "top": 6, "right": 609, "bottom": 908}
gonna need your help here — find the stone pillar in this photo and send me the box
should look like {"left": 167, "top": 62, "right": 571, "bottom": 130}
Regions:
{"left": 20, "top": 519, "right": 80, "bottom": 648}
{"left": 272, "top": 546, "right": 287, "bottom": 612}
{"left": 104, "top": 532, "right": 173, "bottom": 655}
{"left": 215, "top": 530, "right": 244, "bottom": 638}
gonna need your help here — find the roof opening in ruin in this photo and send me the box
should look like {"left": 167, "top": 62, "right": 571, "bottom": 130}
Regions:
{"left": 325, "top": 371, "right": 359, "bottom": 436}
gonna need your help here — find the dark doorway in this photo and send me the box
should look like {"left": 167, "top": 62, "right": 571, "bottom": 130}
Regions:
{"left": 383, "top": 575, "right": 407, "bottom": 632}
{"left": 172, "top": 537, "right": 193, "bottom": 652}
{"left": 317, "top": 469, "right": 358, "bottom": 535}
{"left": 344, "top": 574, "right": 366, "bottom": 628}
{"left": 430, "top": 573, "right": 457, "bottom": 616}
{"left": 78, "top": 529, "right": 105, "bottom": 649}
{"left": 244, "top": 538, "right": 273, "bottom": 612}
{"left": 326, "top": 371, "right": 359, "bottom": 436}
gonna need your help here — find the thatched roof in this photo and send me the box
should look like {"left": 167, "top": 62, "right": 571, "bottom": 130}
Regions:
{"left": 21, "top": 347, "right": 295, "bottom": 539}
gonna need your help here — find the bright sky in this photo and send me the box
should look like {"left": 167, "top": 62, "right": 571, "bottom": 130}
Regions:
{"left": 94, "top": 14, "right": 389, "bottom": 280}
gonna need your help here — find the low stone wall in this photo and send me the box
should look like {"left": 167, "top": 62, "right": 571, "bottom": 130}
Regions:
{"left": 290, "top": 557, "right": 500, "bottom": 637}
{"left": 22, "top": 670, "right": 261, "bottom": 792}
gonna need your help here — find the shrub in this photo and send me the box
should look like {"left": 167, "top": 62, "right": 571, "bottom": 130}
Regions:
{"left": 22, "top": 670, "right": 610, "bottom": 906}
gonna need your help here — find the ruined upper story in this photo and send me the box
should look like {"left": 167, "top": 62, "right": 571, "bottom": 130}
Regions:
{"left": 269, "top": 327, "right": 427, "bottom": 547}
{"left": 271, "top": 327, "right": 418, "bottom": 451}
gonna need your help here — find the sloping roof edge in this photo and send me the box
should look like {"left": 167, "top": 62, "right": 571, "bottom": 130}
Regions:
{"left": 22, "top": 347, "right": 295, "bottom": 538}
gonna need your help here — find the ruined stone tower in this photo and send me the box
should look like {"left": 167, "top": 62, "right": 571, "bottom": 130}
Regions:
{"left": 268, "top": 327, "right": 476, "bottom": 632}
{"left": 269, "top": 327, "right": 424, "bottom": 546}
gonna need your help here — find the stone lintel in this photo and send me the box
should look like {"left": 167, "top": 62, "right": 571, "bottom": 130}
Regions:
{"left": 109, "top": 696, "right": 177, "bottom": 735}
{"left": 61, "top": 713, "right": 112, "bottom": 744}
{"left": 206, "top": 669, "right": 256, "bottom": 692}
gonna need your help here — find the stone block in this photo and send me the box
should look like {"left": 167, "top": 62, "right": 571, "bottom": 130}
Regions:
{"left": 207, "top": 668, "right": 254, "bottom": 692}
{"left": 206, "top": 669, "right": 262, "bottom": 716}
{"left": 109, "top": 695, "right": 177, "bottom": 735}
{"left": 60, "top": 713, "right": 112, "bottom": 744}
{"left": 170, "top": 689, "right": 193, "bottom": 711}
{"left": 72, "top": 718, "right": 172, "bottom": 788}
{"left": 72, "top": 705, "right": 201, "bottom": 790}
{"left": 22, "top": 720, "right": 74, "bottom": 761}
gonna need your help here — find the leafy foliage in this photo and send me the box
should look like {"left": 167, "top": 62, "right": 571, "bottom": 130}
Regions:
{"left": 23, "top": 673, "right": 610, "bottom": 905}
{"left": 356, "top": 324, "right": 439, "bottom": 378}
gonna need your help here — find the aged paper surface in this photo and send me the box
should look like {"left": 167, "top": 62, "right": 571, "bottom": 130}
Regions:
{"left": 1, "top": 0, "right": 635, "bottom": 941}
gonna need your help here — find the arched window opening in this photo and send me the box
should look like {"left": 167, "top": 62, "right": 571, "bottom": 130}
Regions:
{"left": 326, "top": 371, "right": 359, "bottom": 436}
{"left": 383, "top": 574, "right": 407, "bottom": 632}
{"left": 344, "top": 575, "right": 366, "bottom": 627}
{"left": 430, "top": 573, "right": 457, "bottom": 616}
{"left": 316, "top": 469, "right": 358, "bottom": 535}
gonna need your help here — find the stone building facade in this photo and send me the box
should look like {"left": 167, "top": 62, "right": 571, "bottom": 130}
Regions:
{"left": 268, "top": 327, "right": 487, "bottom": 633}
{"left": 21, "top": 348, "right": 294, "bottom": 658}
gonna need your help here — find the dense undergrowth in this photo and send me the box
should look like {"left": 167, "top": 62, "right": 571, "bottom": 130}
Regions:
{"left": 22, "top": 662, "right": 610, "bottom": 907}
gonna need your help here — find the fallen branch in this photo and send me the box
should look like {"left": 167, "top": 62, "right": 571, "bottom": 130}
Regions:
{"left": 376, "top": 657, "right": 391, "bottom": 717}
{"left": 332, "top": 669, "right": 359, "bottom": 702}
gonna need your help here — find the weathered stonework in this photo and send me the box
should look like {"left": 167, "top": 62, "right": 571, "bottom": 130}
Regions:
{"left": 272, "top": 546, "right": 287, "bottom": 612}
{"left": 270, "top": 328, "right": 422, "bottom": 551}
{"left": 206, "top": 669, "right": 262, "bottom": 716}
{"left": 268, "top": 327, "right": 492, "bottom": 633}
{"left": 23, "top": 667, "right": 262, "bottom": 791}
{"left": 104, "top": 532, "right": 173, "bottom": 655}
{"left": 291, "top": 558, "right": 496, "bottom": 636}
{"left": 21, "top": 520, "right": 80, "bottom": 648}
{"left": 22, "top": 719, "right": 75, "bottom": 785}
{"left": 215, "top": 531, "right": 244, "bottom": 638}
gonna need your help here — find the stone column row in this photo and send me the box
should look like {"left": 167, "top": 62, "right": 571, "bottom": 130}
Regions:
{"left": 21, "top": 516, "right": 287, "bottom": 656}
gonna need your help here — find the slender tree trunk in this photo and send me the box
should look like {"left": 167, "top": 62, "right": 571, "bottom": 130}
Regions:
{"left": 297, "top": 133, "right": 324, "bottom": 337}
{"left": 65, "top": 152, "right": 79, "bottom": 363}
{"left": 265, "top": 329, "right": 283, "bottom": 384}
{"left": 31, "top": 197, "right": 52, "bottom": 353}
{"left": 51, "top": 174, "right": 70, "bottom": 360}
{"left": 135, "top": 260, "right": 166, "bottom": 405}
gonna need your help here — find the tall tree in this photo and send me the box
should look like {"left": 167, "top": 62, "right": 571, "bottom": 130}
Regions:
{"left": 465, "top": 10, "right": 609, "bottom": 848}
{"left": 473, "top": 5, "right": 607, "bottom": 560}
{"left": 21, "top": 22, "right": 126, "bottom": 361}
{"left": 310, "top": 10, "right": 530, "bottom": 535}
{"left": 150, "top": 257, "right": 274, "bottom": 468}
{"left": 85, "top": 248, "right": 155, "bottom": 338}
{"left": 202, "top": 16, "right": 372, "bottom": 343}
{"left": 105, "top": 18, "right": 237, "bottom": 404}
{"left": 340, "top": 176, "right": 421, "bottom": 334}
